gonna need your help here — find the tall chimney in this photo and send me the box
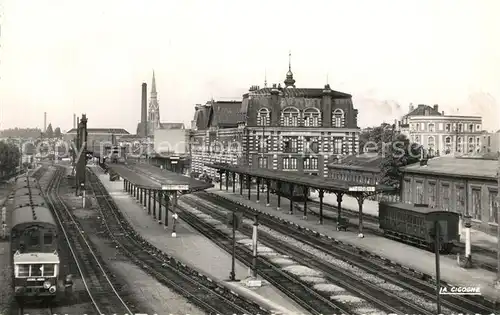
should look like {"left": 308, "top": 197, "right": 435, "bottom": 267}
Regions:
{"left": 77, "top": 116, "right": 79, "bottom": 127}
{"left": 141, "top": 83, "right": 147, "bottom": 137}
{"left": 44, "top": 112, "right": 47, "bottom": 132}
{"left": 73, "top": 113, "right": 76, "bottom": 129}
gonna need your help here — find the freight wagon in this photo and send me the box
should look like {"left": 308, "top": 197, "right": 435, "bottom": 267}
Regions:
{"left": 379, "top": 202, "right": 460, "bottom": 253}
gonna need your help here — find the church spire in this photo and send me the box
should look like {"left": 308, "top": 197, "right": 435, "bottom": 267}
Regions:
{"left": 148, "top": 70, "right": 160, "bottom": 130}
{"left": 151, "top": 70, "right": 157, "bottom": 94}
{"left": 284, "top": 50, "right": 296, "bottom": 88}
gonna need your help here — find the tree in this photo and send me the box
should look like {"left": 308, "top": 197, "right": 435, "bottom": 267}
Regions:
{"left": 0, "top": 141, "right": 20, "bottom": 176}
{"left": 54, "top": 127, "right": 62, "bottom": 138}
{"left": 379, "top": 133, "right": 422, "bottom": 189}
{"left": 358, "top": 123, "right": 396, "bottom": 153}
{"left": 46, "top": 123, "right": 54, "bottom": 138}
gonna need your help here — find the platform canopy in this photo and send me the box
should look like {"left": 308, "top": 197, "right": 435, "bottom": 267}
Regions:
{"left": 109, "top": 164, "right": 213, "bottom": 192}
{"left": 206, "top": 163, "right": 395, "bottom": 194}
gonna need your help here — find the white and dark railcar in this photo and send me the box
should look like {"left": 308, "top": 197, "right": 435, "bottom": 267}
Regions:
{"left": 11, "top": 175, "right": 61, "bottom": 303}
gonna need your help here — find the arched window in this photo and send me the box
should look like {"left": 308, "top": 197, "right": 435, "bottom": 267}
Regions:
{"left": 445, "top": 136, "right": 451, "bottom": 144}
{"left": 303, "top": 108, "right": 320, "bottom": 127}
{"left": 428, "top": 123, "right": 435, "bottom": 132}
{"left": 281, "top": 107, "right": 300, "bottom": 127}
{"left": 332, "top": 109, "right": 344, "bottom": 128}
{"left": 257, "top": 108, "right": 270, "bottom": 126}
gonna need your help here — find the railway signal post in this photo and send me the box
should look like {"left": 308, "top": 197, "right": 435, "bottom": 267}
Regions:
{"left": 427, "top": 211, "right": 446, "bottom": 315}
{"left": 226, "top": 211, "right": 241, "bottom": 281}
{"left": 496, "top": 153, "right": 500, "bottom": 288}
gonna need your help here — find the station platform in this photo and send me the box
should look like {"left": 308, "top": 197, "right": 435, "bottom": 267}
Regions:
{"left": 90, "top": 166, "right": 309, "bottom": 315}
{"left": 209, "top": 187, "right": 500, "bottom": 303}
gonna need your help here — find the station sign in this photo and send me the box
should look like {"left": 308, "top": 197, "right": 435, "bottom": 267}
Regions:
{"left": 348, "top": 186, "right": 376, "bottom": 192}
{"left": 162, "top": 184, "right": 189, "bottom": 191}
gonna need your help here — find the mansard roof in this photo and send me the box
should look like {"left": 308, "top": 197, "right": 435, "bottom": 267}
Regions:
{"left": 195, "top": 100, "right": 243, "bottom": 130}
{"left": 243, "top": 87, "right": 352, "bottom": 99}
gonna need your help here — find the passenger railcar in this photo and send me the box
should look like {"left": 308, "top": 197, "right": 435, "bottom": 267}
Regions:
{"left": 270, "top": 181, "right": 309, "bottom": 201}
{"left": 379, "top": 202, "right": 460, "bottom": 253}
{"left": 11, "top": 177, "right": 60, "bottom": 303}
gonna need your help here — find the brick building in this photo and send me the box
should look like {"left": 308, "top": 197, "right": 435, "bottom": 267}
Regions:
{"left": 190, "top": 63, "right": 360, "bottom": 179}
{"left": 400, "top": 156, "right": 498, "bottom": 235}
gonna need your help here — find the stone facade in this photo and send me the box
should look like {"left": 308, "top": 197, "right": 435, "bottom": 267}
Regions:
{"left": 398, "top": 104, "right": 483, "bottom": 155}
{"left": 189, "top": 68, "right": 360, "bottom": 180}
{"left": 400, "top": 156, "right": 498, "bottom": 235}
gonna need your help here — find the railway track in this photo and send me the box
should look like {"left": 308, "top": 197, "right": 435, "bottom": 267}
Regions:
{"left": 170, "top": 200, "right": 353, "bottom": 315}
{"left": 197, "top": 191, "right": 497, "bottom": 314}
{"left": 180, "top": 195, "right": 436, "bottom": 315}
{"left": 86, "top": 168, "right": 269, "bottom": 315}
{"left": 15, "top": 304, "right": 53, "bottom": 315}
{"left": 44, "top": 166, "right": 135, "bottom": 315}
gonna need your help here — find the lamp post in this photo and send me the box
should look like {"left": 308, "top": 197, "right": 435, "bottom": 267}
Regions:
{"left": 463, "top": 215, "right": 472, "bottom": 268}
{"left": 81, "top": 182, "right": 86, "bottom": 208}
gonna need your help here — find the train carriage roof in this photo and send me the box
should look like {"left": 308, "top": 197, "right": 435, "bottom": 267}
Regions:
{"left": 15, "top": 179, "right": 38, "bottom": 190}
{"left": 14, "top": 188, "right": 42, "bottom": 197}
{"left": 381, "top": 202, "right": 460, "bottom": 216}
{"left": 14, "top": 195, "right": 45, "bottom": 209}
{"left": 11, "top": 206, "right": 56, "bottom": 228}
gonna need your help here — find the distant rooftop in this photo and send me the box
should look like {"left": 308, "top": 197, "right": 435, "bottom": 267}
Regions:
{"left": 66, "top": 128, "right": 129, "bottom": 134}
{"left": 328, "top": 153, "right": 383, "bottom": 172}
{"left": 401, "top": 156, "right": 497, "bottom": 180}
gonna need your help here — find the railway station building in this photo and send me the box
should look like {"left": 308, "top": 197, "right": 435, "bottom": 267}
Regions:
{"left": 189, "top": 59, "right": 360, "bottom": 180}
{"left": 400, "top": 155, "right": 499, "bottom": 235}
{"left": 64, "top": 128, "right": 130, "bottom": 155}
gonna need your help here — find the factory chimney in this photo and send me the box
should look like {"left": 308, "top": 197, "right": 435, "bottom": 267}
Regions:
{"left": 73, "top": 113, "right": 76, "bottom": 129}
{"left": 141, "top": 83, "right": 147, "bottom": 137}
{"left": 44, "top": 112, "right": 47, "bottom": 132}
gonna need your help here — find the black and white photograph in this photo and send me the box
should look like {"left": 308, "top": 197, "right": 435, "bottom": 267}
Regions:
{"left": 0, "top": 0, "right": 498, "bottom": 314}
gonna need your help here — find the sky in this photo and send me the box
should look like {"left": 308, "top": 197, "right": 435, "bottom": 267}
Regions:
{"left": 0, "top": 0, "right": 499, "bottom": 133}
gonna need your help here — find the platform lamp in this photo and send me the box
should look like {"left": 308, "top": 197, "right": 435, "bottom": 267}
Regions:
{"left": 463, "top": 214, "right": 473, "bottom": 268}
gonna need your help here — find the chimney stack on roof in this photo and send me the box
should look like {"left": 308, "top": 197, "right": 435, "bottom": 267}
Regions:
{"left": 433, "top": 104, "right": 439, "bottom": 112}
{"left": 409, "top": 103, "right": 414, "bottom": 112}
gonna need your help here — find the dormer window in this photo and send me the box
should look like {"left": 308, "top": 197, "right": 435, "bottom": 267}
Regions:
{"left": 303, "top": 108, "right": 320, "bottom": 127}
{"left": 332, "top": 109, "right": 344, "bottom": 128}
{"left": 257, "top": 108, "right": 270, "bottom": 126}
{"left": 281, "top": 107, "right": 299, "bottom": 127}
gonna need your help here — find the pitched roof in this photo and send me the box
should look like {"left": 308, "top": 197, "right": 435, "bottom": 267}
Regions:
{"left": 66, "top": 128, "right": 130, "bottom": 134}
{"left": 404, "top": 104, "right": 441, "bottom": 117}
{"left": 401, "top": 156, "right": 497, "bottom": 180}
